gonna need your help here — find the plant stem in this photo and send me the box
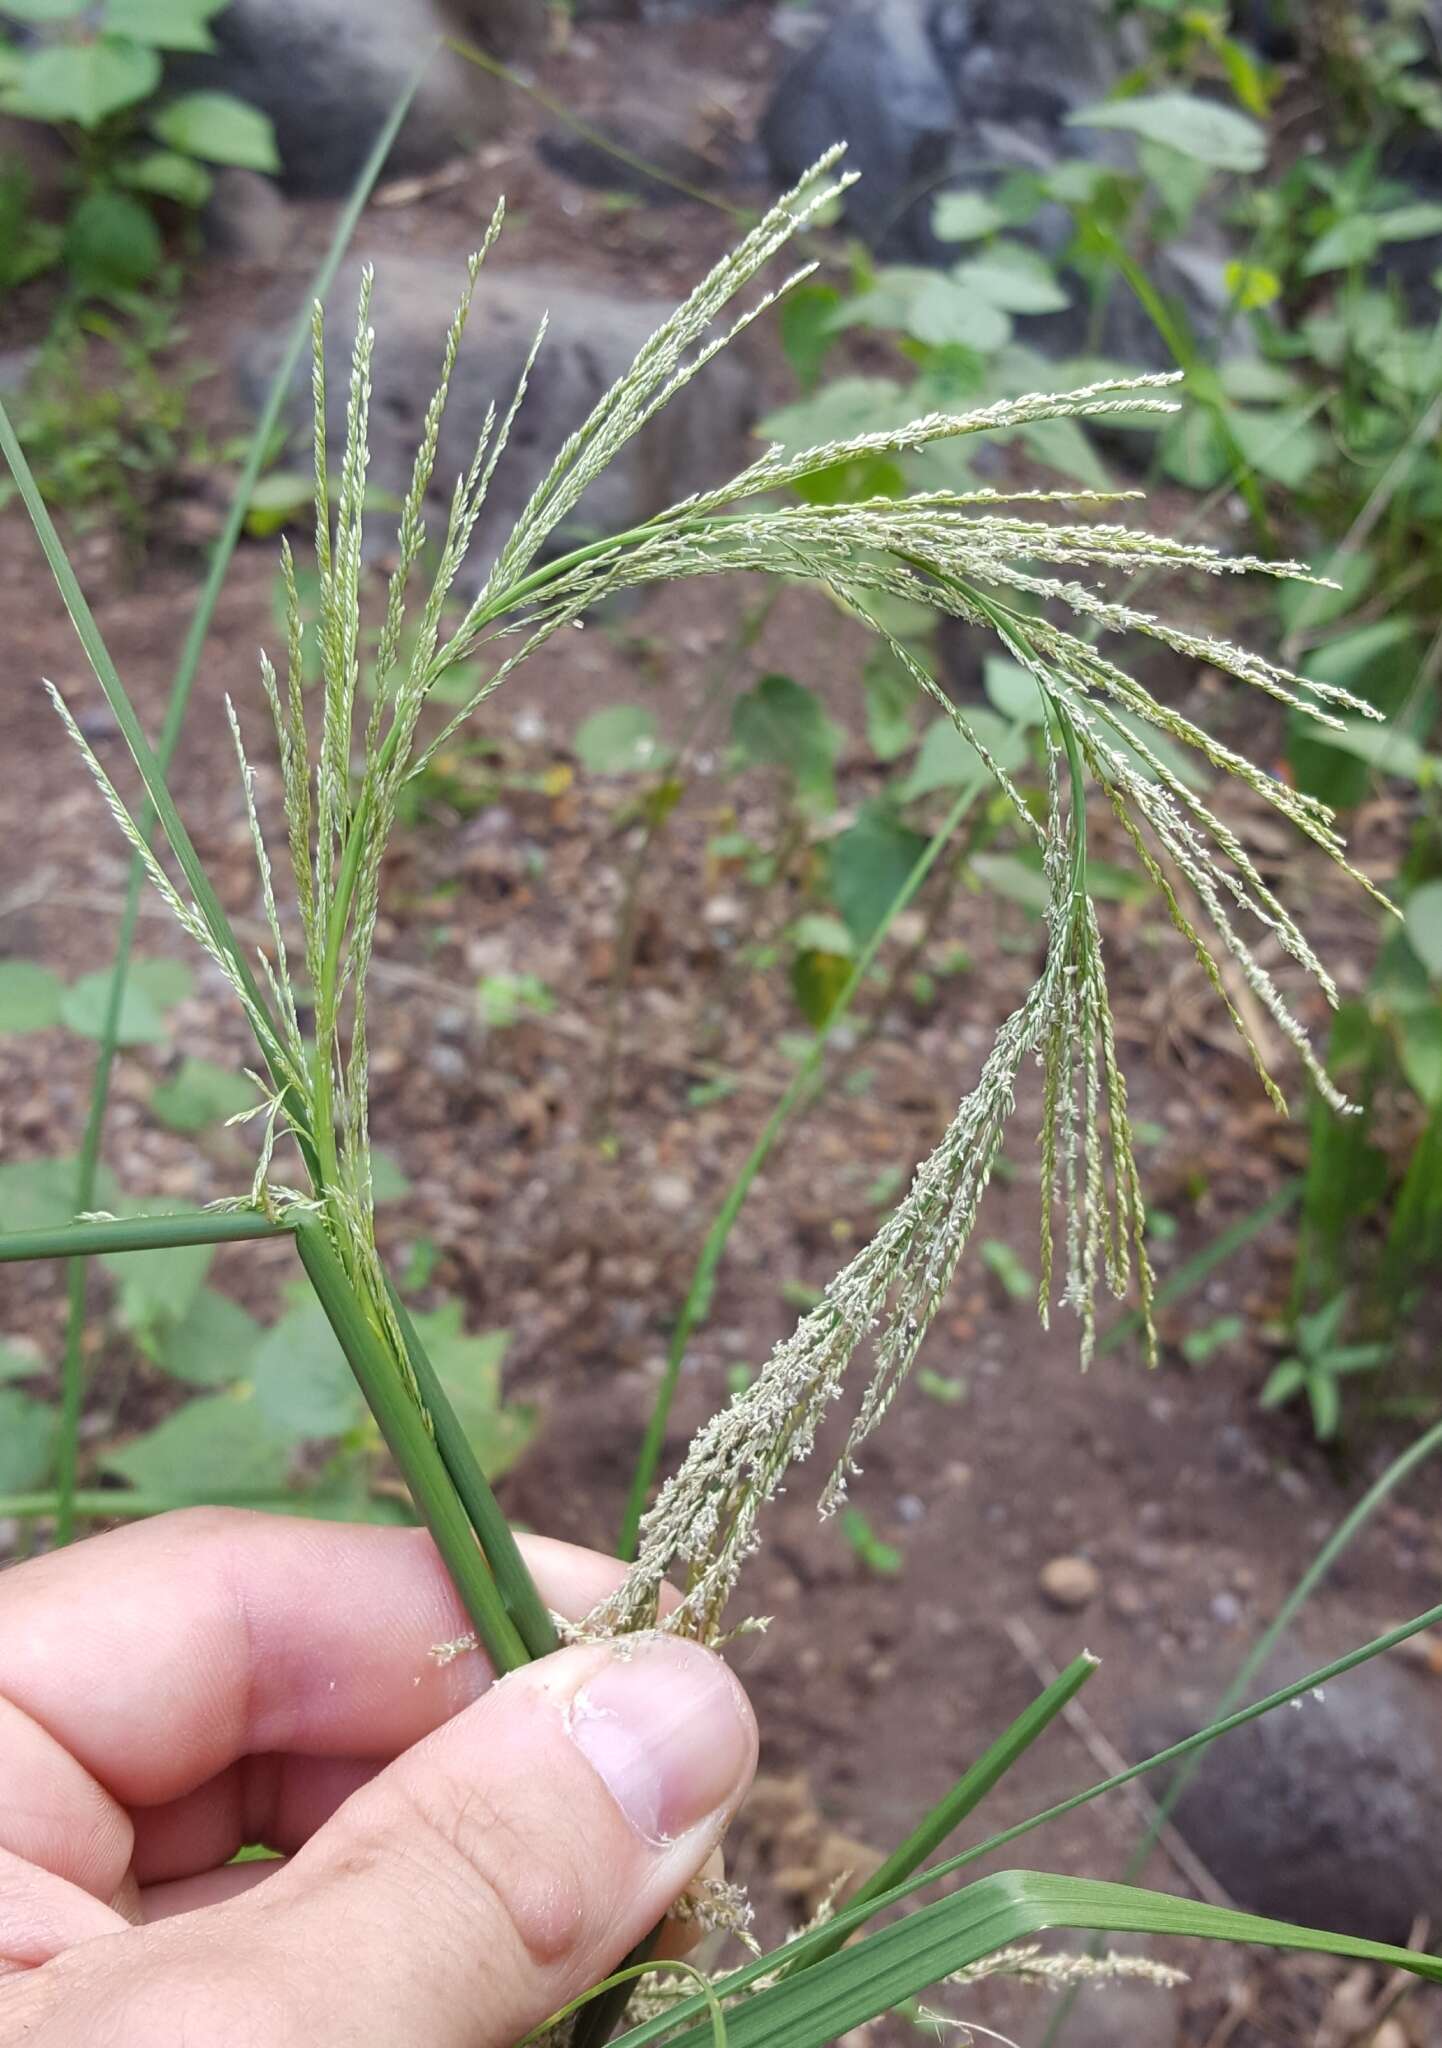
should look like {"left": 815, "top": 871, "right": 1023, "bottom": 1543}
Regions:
{"left": 386, "top": 1283, "right": 558, "bottom": 1661}
{"left": 619, "top": 777, "right": 982, "bottom": 1559}
{"left": 0, "top": 1212, "right": 294, "bottom": 1263}
{"left": 293, "top": 1214, "right": 529, "bottom": 1674}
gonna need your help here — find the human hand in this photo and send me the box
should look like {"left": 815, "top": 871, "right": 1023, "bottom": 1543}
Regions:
{"left": 0, "top": 1508, "right": 756, "bottom": 2045}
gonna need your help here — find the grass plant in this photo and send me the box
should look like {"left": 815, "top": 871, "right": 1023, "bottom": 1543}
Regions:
{"left": 2, "top": 146, "right": 1437, "bottom": 2043}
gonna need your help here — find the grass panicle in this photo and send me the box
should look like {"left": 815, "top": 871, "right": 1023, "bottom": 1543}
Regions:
{"left": 37, "top": 150, "right": 1375, "bottom": 1656}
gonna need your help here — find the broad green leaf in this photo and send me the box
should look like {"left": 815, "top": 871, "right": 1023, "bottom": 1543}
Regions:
{"left": 0, "top": 0, "right": 89, "bottom": 16}
{"left": 791, "top": 946, "right": 851, "bottom": 1029}
{"left": 150, "top": 90, "right": 281, "bottom": 171}
{"left": 952, "top": 244, "right": 1070, "bottom": 315}
{"left": 1138, "top": 134, "right": 1215, "bottom": 223}
{"left": 243, "top": 470, "right": 313, "bottom": 536}
{"left": 4, "top": 35, "right": 160, "bottom": 126}
{"left": 1017, "top": 412, "right": 1111, "bottom": 489}
{"left": 757, "top": 376, "right": 908, "bottom": 453}
{"left": 60, "top": 969, "right": 167, "bottom": 1046}
{"left": 1291, "top": 620, "right": 1427, "bottom": 804}
{"left": 905, "top": 274, "right": 1011, "bottom": 352}
{"left": 1302, "top": 215, "right": 1383, "bottom": 276}
{"left": 1069, "top": 91, "right": 1266, "bottom": 172}
{"left": 1309, "top": 1373, "right": 1341, "bottom": 1441}
{"left": 105, "top": 0, "right": 225, "bottom": 51}
{"left": 158, "top": 1285, "right": 263, "bottom": 1386}
{"left": 102, "top": 1387, "right": 296, "bottom": 1497}
{"left": 369, "top": 1146, "right": 412, "bottom": 1202}
{"left": 896, "top": 709, "right": 1025, "bottom": 803}
{"left": 969, "top": 851, "right": 1048, "bottom": 914}
{"left": 0, "top": 959, "right": 63, "bottom": 1033}
{"left": 790, "top": 911, "right": 855, "bottom": 959}
{"left": 574, "top": 704, "right": 667, "bottom": 776}
{"left": 1299, "top": 719, "right": 1439, "bottom": 789}
{"left": 0, "top": 1338, "right": 43, "bottom": 1383}
{"left": 932, "top": 191, "right": 1004, "bottom": 242}
{"left": 1160, "top": 405, "right": 1229, "bottom": 490}
{"left": 830, "top": 807, "right": 928, "bottom": 946}
{"left": 777, "top": 281, "right": 843, "bottom": 390}
{"left": 861, "top": 644, "right": 916, "bottom": 761}
{"left": 249, "top": 1300, "right": 362, "bottom": 1441}
{"left": 150, "top": 1056, "right": 256, "bottom": 1133}
{"left": 1276, "top": 546, "right": 1374, "bottom": 635}
{"left": 0, "top": 1389, "right": 56, "bottom": 1489}
{"left": 409, "top": 1300, "right": 536, "bottom": 1479}
{"left": 1219, "top": 358, "right": 1304, "bottom": 405}
{"left": 732, "top": 673, "right": 843, "bottom": 813}
{"left": 104, "top": 1237, "right": 215, "bottom": 1356}
{"left": 1259, "top": 1360, "right": 1306, "bottom": 1408}
{"left": 132, "top": 955, "right": 194, "bottom": 1007}
{"left": 1376, "top": 201, "right": 1442, "bottom": 243}
{"left": 117, "top": 147, "right": 213, "bottom": 206}
{"left": 0, "top": 1155, "right": 117, "bottom": 1232}
{"left": 627, "top": 1871, "right": 1442, "bottom": 2048}
{"left": 62, "top": 188, "right": 162, "bottom": 294}
{"left": 1404, "top": 881, "right": 1442, "bottom": 981}
{"left": 1225, "top": 403, "right": 1328, "bottom": 490}
{"left": 982, "top": 657, "right": 1042, "bottom": 725}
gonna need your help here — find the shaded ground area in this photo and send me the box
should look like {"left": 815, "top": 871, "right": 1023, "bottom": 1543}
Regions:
{"left": 2, "top": 11, "right": 1441, "bottom": 2048}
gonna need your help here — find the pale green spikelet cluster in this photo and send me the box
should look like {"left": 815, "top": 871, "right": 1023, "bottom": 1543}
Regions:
{"left": 47, "top": 149, "right": 1384, "bottom": 1643}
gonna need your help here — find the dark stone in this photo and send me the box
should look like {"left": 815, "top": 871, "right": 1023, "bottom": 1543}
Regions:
{"left": 536, "top": 106, "right": 728, "bottom": 202}
{"left": 760, "top": 0, "right": 963, "bottom": 256}
{"left": 1130, "top": 1647, "right": 1442, "bottom": 1943}
{"left": 236, "top": 254, "right": 755, "bottom": 569}
{"left": 170, "top": 0, "right": 540, "bottom": 198}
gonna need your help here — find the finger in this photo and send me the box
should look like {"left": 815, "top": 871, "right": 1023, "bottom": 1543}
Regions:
{"left": 9, "top": 1637, "right": 756, "bottom": 2048}
{"left": 141, "top": 1859, "right": 288, "bottom": 1922}
{"left": 0, "top": 1510, "right": 630, "bottom": 1896}
{"left": 130, "top": 1756, "right": 377, "bottom": 1887}
{"left": 0, "top": 1849, "right": 126, "bottom": 1978}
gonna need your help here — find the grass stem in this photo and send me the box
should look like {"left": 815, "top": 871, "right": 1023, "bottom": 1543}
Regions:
{"left": 293, "top": 1214, "right": 529, "bottom": 1674}
{"left": 0, "top": 1211, "right": 294, "bottom": 1263}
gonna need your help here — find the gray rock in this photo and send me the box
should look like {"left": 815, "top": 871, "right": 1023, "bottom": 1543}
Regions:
{"left": 202, "top": 167, "right": 291, "bottom": 266}
{"left": 236, "top": 254, "right": 755, "bottom": 571}
{"left": 1130, "top": 1647, "right": 1442, "bottom": 1943}
{"left": 760, "top": 0, "right": 962, "bottom": 255}
{"left": 171, "top": 0, "right": 540, "bottom": 198}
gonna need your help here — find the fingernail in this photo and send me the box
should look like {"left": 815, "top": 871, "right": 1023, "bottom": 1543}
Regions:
{"left": 567, "top": 1638, "right": 754, "bottom": 1845}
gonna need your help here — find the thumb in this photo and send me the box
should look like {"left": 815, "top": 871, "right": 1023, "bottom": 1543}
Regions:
{"left": 39, "top": 1636, "right": 756, "bottom": 2048}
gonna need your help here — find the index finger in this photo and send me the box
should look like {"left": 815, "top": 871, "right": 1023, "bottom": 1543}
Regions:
{"left": 0, "top": 1508, "right": 625, "bottom": 1810}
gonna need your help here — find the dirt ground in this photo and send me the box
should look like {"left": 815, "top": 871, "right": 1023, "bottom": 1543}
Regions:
{"left": 2, "top": 10, "right": 1441, "bottom": 2048}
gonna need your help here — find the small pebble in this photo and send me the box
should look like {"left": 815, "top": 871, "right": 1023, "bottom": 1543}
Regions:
{"left": 1210, "top": 1590, "right": 1242, "bottom": 1627}
{"left": 1039, "top": 1555, "right": 1100, "bottom": 1612}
